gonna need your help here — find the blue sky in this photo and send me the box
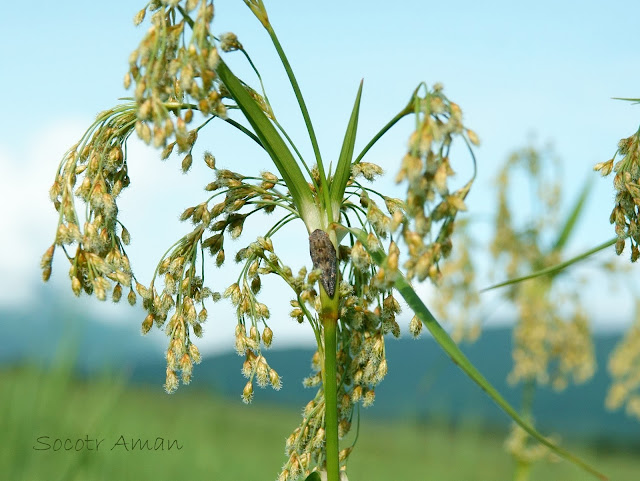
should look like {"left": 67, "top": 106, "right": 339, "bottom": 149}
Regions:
{"left": 1, "top": 1, "right": 639, "bottom": 352}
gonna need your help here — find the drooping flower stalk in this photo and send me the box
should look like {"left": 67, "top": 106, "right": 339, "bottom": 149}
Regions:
{"left": 491, "top": 145, "right": 598, "bottom": 481}
{"left": 40, "top": 2, "right": 610, "bottom": 481}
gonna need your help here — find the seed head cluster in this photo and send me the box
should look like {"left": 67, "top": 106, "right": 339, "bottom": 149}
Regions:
{"left": 395, "top": 83, "right": 478, "bottom": 284}
{"left": 43, "top": 104, "right": 138, "bottom": 303}
{"left": 127, "top": 0, "right": 226, "bottom": 152}
{"left": 145, "top": 161, "right": 294, "bottom": 393}
{"left": 45, "top": 117, "right": 293, "bottom": 393}
{"left": 431, "top": 220, "right": 481, "bottom": 343}
{"left": 606, "top": 299, "right": 640, "bottom": 420}
{"left": 594, "top": 127, "right": 640, "bottom": 261}
{"left": 504, "top": 423, "right": 559, "bottom": 466}
{"left": 491, "top": 147, "right": 595, "bottom": 392}
{"left": 40, "top": 3, "right": 483, "bottom": 479}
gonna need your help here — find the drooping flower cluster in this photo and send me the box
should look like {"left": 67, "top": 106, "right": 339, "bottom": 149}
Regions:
{"left": 606, "top": 299, "right": 640, "bottom": 420}
{"left": 43, "top": 111, "right": 294, "bottom": 393}
{"left": 491, "top": 146, "right": 596, "bottom": 392}
{"left": 136, "top": 161, "right": 294, "bottom": 392}
{"left": 431, "top": 219, "right": 481, "bottom": 343}
{"left": 507, "top": 281, "right": 595, "bottom": 391}
{"left": 489, "top": 145, "right": 601, "bottom": 474}
{"left": 225, "top": 235, "right": 294, "bottom": 402}
{"left": 504, "top": 422, "right": 559, "bottom": 467}
{"left": 395, "top": 83, "right": 478, "bottom": 284}
{"left": 594, "top": 127, "right": 640, "bottom": 261}
{"left": 42, "top": 104, "right": 138, "bottom": 303}
{"left": 42, "top": 0, "right": 230, "bottom": 309}
{"left": 41, "top": 2, "right": 482, "bottom": 480}
{"left": 127, "top": 0, "right": 226, "bottom": 150}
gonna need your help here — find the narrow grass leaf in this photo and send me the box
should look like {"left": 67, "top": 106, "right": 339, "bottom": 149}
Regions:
{"left": 552, "top": 176, "right": 593, "bottom": 251}
{"left": 481, "top": 238, "right": 616, "bottom": 292}
{"left": 215, "top": 59, "right": 318, "bottom": 226}
{"left": 612, "top": 97, "right": 640, "bottom": 104}
{"left": 330, "top": 80, "right": 363, "bottom": 219}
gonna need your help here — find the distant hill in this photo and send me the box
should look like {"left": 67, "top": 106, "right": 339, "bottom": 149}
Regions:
{"left": 3, "top": 292, "right": 638, "bottom": 444}
{"left": 127, "top": 330, "right": 638, "bottom": 444}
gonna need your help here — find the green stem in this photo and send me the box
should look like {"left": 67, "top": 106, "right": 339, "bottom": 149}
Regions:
{"left": 521, "top": 380, "right": 536, "bottom": 422}
{"left": 223, "top": 117, "right": 264, "bottom": 148}
{"left": 322, "top": 314, "right": 339, "bottom": 481}
{"left": 481, "top": 238, "right": 617, "bottom": 292}
{"left": 353, "top": 104, "right": 412, "bottom": 165}
{"left": 513, "top": 380, "right": 537, "bottom": 481}
{"left": 238, "top": 46, "right": 318, "bottom": 189}
{"left": 163, "top": 100, "right": 265, "bottom": 148}
{"left": 264, "top": 25, "right": 324, "bottom": 173}
{"left": 514, "top": 461, "right": 532, "bottom": 481}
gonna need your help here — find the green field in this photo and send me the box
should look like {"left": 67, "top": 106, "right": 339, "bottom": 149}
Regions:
{"left": 2, "top": 363, "right": 638, "bottom": 481}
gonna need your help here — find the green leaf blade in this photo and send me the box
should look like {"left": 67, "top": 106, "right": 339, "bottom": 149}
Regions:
{"left": 552, "top": 175, "right": 593, "bottom": 251}
{"left": 215, "top": 59, "right": 320, "bottom": 229}
{"left": 330, "top": 81, "right": 363, "bottom": 220}
{"left": 612, "top": 97, "right": 640, "bottom": 104}
{"left": 481, "top": 238, "right": 616, "bottom": 292}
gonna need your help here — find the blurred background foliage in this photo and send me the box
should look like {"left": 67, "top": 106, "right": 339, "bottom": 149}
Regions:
{"left": 3, "top": 296, "right": 640, "bottom": 480}
{"left": 3, "top": 355, "right": 640, "bottom": 481}
{"left": 3, "top": 0, "right": 640, "bottom": 478}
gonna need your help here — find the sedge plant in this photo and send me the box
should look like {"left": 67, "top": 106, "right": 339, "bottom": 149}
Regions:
{"left": 40, "top": 2, "right": 609, "bottom": 480}
{"left": 489, "top": 146, "right": 598, "bottom": 481}
{"left": 594, "top": 99, "right": 640, "bottom": 422}
{"left": 468, "top": 101, "right": 640, "bottom": 478}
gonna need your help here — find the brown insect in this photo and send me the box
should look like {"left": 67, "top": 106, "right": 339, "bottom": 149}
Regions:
{"left": 308, "top": 229, "right": 337, "bottom": 297}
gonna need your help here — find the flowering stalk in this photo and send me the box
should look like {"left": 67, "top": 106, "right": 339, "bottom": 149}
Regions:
{"left": 510, "top": 381, "right": 537, "bottom": 481}
{"left": 40, "top": 2, "right": 609, "bottom": 480}
{"left": 594, "top": 98, "right": 640, "bottom": 426}
{"left": 486, "top": 146, "right": 600, "bottom": 480}
{"left": 595, "top": 116, "right": 640, "bottom": 261}
{"left": 321, "top": 305, "right": 339, "bottom": 481}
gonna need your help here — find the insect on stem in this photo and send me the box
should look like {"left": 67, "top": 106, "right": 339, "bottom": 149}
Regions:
{"left": 308, "top": 229, "right": 337, "bottom": 298}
